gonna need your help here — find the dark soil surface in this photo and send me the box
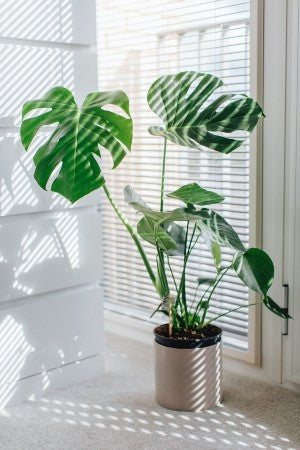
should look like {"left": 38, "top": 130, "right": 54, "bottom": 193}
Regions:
{"left": 154, "top": 323, "right": 222, "bottom": 341}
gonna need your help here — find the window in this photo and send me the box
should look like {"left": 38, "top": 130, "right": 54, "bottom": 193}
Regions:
{"left": 97, "top": 0, "right": 255, "bottom": 351}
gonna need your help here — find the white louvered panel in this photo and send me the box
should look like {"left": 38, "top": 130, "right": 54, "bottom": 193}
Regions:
{"left": 0, "top": 0, "right": 105, "bottom": 406}
{"left": 0, "top": 0, "right": 96, "bottom": 45}
{"left": 97, "top": 0, "right": 251, "bottom": 343}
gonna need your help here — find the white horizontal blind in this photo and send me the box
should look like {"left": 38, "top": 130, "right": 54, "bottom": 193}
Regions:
{"left": 97, "top": 0, "right": 251, "bottom": 344}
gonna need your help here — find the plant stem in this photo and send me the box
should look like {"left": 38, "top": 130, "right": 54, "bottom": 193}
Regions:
{"left": 180, "top": 222, "right": 190, "bottom": 326}
{"left": 150, "top": 301, "right": 163, "bottom": 318}
{"left": 190, "top": 280, "right": 214, "bottom": 327}
{"left": 156, "top": 136, "right": 170, "bottom": 326}
{"left": 166, "top": 253, "right": 178, "bottom": 293}
{"left": 156, "top": 242, "right": 169, "bottom": 296}
{"left": 103, "top": 183, "right": 157, "bottom": 292}
{"left": 199, "top": 266, "right": 231, "bottom": 327}
{"left": 203, "top": 301, "right": 263, "bottom": 327}
{"left": 157, "top": 137, "right": 168, "bottom": 297}
{"left": 187, "top": 223, "right": 197, "bottom": 255}
{"left": 160, "top": 137, "right": 167, "bottom": 212}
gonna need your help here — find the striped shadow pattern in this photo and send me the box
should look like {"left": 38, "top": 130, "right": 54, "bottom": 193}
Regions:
{"left": 21, "top": 87, "right": 132, "bottom": 203}
{"left": 147, "top": 71, "right": 264, "bottom": 154}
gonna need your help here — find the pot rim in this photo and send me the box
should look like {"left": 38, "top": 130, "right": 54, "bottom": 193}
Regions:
{"left": 154, "top": 323, "right": 222, "bottom": 349}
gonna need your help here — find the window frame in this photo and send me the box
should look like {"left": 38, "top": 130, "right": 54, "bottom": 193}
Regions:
{"left": 223, "top": 0, "right": 264, "bottom": 364}
{"left": 99, "top": 0, "right": 265, "bottom": 364}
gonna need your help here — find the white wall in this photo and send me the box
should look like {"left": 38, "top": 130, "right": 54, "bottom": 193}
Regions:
{"left": 0, "top": 0, "right": 104, "bottom": 407}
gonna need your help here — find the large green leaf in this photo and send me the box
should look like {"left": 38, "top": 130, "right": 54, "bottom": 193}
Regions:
{"left": 129, "top": 202, "right": 209, "bottom": 224}
{"left": 198, "top": 210, "right": 245, "bottom": 253}
{"left": 263, "top": 296, "right": 291, "bottom": 319}
{"left": 125, "top": 185, "right": 209, "bottom": 223}
{"left": 124, "top": 185, "right": 186, "bottom": 255}
{"left": 137, "top": 217, "right": 177, "bottom": 252}
{"left": 233, "top": 248, "right": 274, "bottom": 295}
{"left": 167, "top": 182, "right": 224, "bottom": 206}
{"left": 147, "top": 71, "right": 264, "bottom": 154}
{"left": 21, "top": 87, "right": 133, "bottom": 203}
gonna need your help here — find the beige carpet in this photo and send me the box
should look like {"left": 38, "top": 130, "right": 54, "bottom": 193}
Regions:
{"left": 0, "top": 332, "right": 299, "bottom": 450}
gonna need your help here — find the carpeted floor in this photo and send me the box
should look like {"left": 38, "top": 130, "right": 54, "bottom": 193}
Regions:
{"left": 0, "top": 331, "right": 299, "bottom": 450}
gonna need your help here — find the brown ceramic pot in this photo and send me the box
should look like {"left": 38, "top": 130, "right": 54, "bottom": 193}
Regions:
{"left": 154, "top": 325, "right": 222, "bottom": 411}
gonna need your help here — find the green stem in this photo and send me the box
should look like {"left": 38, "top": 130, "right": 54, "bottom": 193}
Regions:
{"left": 187, "top": 223, "right": 197, "bottom": 255}
{"left": 181, "top": 222, "right": 190, "bottom": 325}
{"left": 189, "top": 284, "right": 201, "bottom": 315}
{"left": 175, "top": 272, "right": 185, "bottom": 319}
{"left": 156, "top": 242, "right": 169, "bottom": 296}
{"left": 166, "top": 254, "right": 178, "bottom": 293}
{"left": 160, "top": 137, "right": 167, "bottom": 212}
{"left": 203, "top": 301, "right": 263, "bottom": 327}
{"left": 150, "top": 301, "right": 163, "bottom": 318}
{"left": 103, "top": 183, "right": 157, "bottom": 292}
{"left": 175, "top": 224, "right": 198, "bottom": 323}
{"left": 190, "top": 280, "right": 214, "bottom": 327}
{"left": 199, "top": 266, "right": 231, "bottom": 327}
{"left": 156, "top": 136, "right": 169, "bottom": 303}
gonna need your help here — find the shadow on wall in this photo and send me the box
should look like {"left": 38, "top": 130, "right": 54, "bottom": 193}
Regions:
{"left": 0, "top": 316, "right": 34, "bottom": 408}
{"left": 0, "top": 0, "right": 74, "bottom": 43}
{"left": 0, "top": 210, "right": 81, "bottom": 300}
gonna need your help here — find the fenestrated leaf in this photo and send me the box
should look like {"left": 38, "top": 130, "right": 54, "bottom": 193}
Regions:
{"left": 198, "top": 210, "right": 245, "bottom": 253}
{"left": 148, "top": 71, "right": 264, "bottom": 154}
{"left": 167, "top": 182, "right": 224, "bottom": 206}
{"left": 233, "top": 248, "right": 274, "bottom": 295}
{"left": 137, "top": 217, "right": 177, "bottom": 252}
{"left": 263, "top": 296, "right": 292, "bottom": 319}
{"left": 21, "top": 87, "right": 132, "bottom": 203}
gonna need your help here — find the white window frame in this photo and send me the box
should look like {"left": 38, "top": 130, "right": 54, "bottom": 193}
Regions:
{"left": 260, "top": 0, "right": 287, "bottom": 383}
{"left": 223, "top": 0, "right": 264, "bottom": 365}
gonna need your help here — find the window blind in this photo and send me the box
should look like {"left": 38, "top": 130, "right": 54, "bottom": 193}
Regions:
{"left": 96, "top": 0, "right": 251, "bottom": 346}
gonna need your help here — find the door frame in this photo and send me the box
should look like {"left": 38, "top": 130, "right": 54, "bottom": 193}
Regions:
{"left": 282, "top": 0, "right": 300, "bottom": 387}
{"left": 260, "top": 0, "right": 287, "bottom": 384}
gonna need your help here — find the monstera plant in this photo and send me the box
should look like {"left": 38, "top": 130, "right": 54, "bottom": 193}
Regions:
{"left": 21, "top": 71, "right": 291, "bottom": 412}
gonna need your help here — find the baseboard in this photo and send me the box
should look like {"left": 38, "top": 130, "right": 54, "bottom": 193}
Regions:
{"left": 0, "top": 353, "right": 105, "bottom": 409}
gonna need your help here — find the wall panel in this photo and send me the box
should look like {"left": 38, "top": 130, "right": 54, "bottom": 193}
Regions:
{"left": 0, "top": 285, "right": 104, "bottom": 407}
{"left": 0, "top": 0, "right": 96, "bottom": 45}
{"left": 0, "top": 210, "right": 101, "bottom": 302}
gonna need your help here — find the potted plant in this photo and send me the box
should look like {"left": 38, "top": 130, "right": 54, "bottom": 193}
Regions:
{"left": 20, "top": 71, "right": 291, "bottom": 412}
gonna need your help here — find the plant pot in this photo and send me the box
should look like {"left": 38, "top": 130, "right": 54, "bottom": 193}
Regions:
{"left": 154, "top": 324, "right": 222, "bottom": 412}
